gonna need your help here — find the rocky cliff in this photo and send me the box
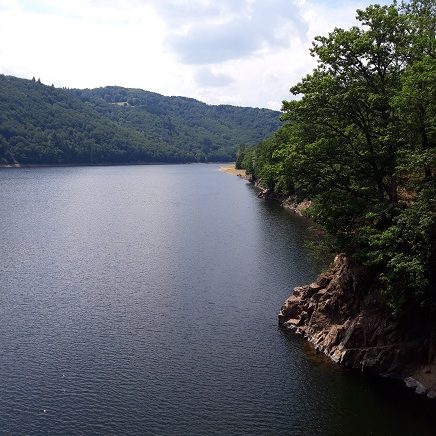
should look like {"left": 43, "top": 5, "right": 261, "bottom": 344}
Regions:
{"left": 279, "top": 254, "right": 436, "bottom": 398}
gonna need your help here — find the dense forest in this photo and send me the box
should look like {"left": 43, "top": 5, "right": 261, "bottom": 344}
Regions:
{"left": 0, "top": 76, "right": 280, "bottom": 165}
{"left": 238, "top": 1, "right": 435, "bottom": 316}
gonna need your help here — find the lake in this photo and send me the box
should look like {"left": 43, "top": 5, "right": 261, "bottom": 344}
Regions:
{"left": 0, "top": 164, "right": 435, "bottom": 435}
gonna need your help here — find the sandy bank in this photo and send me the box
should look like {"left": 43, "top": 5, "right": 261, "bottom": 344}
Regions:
{"left": 218, "top": 164, "right": 247, "bottom": 177}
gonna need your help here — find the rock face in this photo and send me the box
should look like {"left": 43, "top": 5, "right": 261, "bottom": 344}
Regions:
{"left": 279, "top": 254, "right": 436, "bottom": 398}
{"left": 281, "top": 197, "right": 312, "bottom": 216}
{"left": 257, "top": 187, "right": 270, "bottom": 198}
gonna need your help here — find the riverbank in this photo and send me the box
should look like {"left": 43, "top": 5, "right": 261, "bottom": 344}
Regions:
{"left": 278, "top": 254, "right": 436, "bottom": 399}
{"left": 226, "top": 164, "right": 436, "bottom": 399}
{"left": 218, "top": 164, "right": 247, "bottom": 177}
{"left": 219, "top": 166, "right": 312, "bottom": 216}
{"left": 1, "top": 161, "right": 236, "bottom": 169}
{"left": 0, "top": 162, "right": 221, "bottom": 169}
{"left": 0, "top": 162, "right": 172, "bottom": 169}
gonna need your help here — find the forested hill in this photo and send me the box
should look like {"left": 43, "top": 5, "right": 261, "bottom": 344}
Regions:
{"left": 0, "top": 75, "right": 280, "bottom": 165}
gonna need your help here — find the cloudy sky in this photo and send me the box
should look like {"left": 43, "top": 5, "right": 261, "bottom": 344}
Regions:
{"left": 0, "top": 0, "right": 389, "bottom": 109}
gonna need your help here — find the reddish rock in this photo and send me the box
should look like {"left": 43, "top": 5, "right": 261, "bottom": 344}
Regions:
{"left": 279, "top": 254, "right": 436, "bottom": 398}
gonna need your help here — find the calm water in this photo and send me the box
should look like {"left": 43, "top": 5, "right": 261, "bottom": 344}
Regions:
{"left": 0, "top": 164, "right": 435, "bottom": 435}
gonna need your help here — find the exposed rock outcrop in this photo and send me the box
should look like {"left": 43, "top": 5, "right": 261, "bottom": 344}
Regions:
{"left": 254, "top": 188, "right": 312, "bottom": 216}
{"left": 281, "top": 196, "right": 312, "bottom": 216}
{"left": 257, "top": 187, "right": 270, "bottom": 198}
{"left": 279, "top": 254, "right": 436, "bottom": 398}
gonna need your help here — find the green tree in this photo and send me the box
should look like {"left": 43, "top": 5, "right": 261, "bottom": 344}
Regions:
{"left": 241, "top": 1, "right": 435, "bottom": 313}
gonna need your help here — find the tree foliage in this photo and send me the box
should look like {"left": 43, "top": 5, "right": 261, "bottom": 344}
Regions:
{"left": 0, "top": 77, "right": 280, "bottom": 165}
{"left": 240, "top": 1, "right": 435, "bottom": 314}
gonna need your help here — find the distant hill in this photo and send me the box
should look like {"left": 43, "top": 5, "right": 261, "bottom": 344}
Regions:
{"left": 0, "top": 75, "right": 280, "bottom": 165}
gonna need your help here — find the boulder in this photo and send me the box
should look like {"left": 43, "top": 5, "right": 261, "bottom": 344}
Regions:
{"left": 279, "top": 254, "right": 436, "bottom": 397}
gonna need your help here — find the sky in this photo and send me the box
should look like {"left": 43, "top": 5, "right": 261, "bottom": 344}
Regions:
{"left": 0, "top": 0, "right": 390, "bottom": 110}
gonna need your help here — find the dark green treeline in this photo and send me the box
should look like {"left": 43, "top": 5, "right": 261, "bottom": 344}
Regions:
{"left": 0, "top": 76, "right": 280, "bottom": 165}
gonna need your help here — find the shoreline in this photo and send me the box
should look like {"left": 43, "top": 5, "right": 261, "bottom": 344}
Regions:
{"left": 230, "top": 167, "right": 436, "bottom": 400}
{"left": 278, "top": 255, "right": 436, "bottom": 399}
{"left": 218, "top": 164, "right": 247, "bottom": 178}
{"left": 221, "top": 165, "right": 312, "bottom": 216}
{"left": 0, "top": 161, "right": 234, "bottom": 169}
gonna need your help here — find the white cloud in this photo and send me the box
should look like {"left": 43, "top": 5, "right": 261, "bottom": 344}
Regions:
{"left": 196, "top": 67, "right": 234, "bottom": 87}
{"left": 160, "top": 0, "right": 305, "bottom": 64}
{"left": 0, "top": 0, "right": 196, "bottom": 97}
{"left": 0, "top": 0, "right": 390, "bottom": 108}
